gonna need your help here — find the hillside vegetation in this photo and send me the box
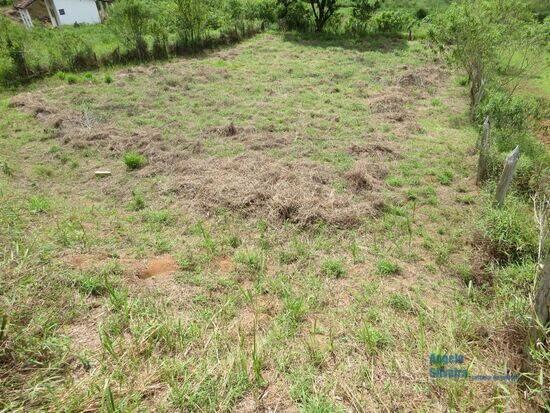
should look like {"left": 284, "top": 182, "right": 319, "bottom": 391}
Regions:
{"left": 0, "top": 0, "right": 549, "bottom": 411}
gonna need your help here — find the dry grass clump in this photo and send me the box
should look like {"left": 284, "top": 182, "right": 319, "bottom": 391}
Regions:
{"left": 165, "top": 154, "right": 384, "bottom": 227}
{"left": 10, "top": 93, "right": 385, "bottom": 228}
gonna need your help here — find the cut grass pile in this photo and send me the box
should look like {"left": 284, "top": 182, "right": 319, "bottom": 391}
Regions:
{"left": 0, "top": 32, "right": 546, "bottom": 411}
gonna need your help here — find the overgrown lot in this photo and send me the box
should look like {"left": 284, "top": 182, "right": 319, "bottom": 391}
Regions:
{"left": 0, "top": 33, "right": 546, "bottom": 411}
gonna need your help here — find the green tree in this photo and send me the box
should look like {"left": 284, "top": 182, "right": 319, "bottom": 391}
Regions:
{"left": 430, "top": 0, "right": 540, "bottom": 117}
{"left": 108, "top": 0, "right": 153, "bottom": 58}
{"left": 307, "top": 0, "right": 340, "bottom": 32}
{"left": 351, "top": 0, "right": 382, "bottom": 22}
{"left": 173, "top": 0, "right": 208, "bottom": 45}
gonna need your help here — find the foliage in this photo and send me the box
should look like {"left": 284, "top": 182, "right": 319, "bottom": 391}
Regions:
{"left": 307, "top": 0, "right": 340, "bottom": 32}
{"left": 429, "top": 0, "right": 540, "bottom": 114}
{"left": 351, "top": 0, "right": 382, "bottom": 22}
{"left": 0, "top": 17, "right": 31, "bottom": 81}
{"left": 277, "top": 0, "right": 312, "bottom": 31}
{"left": 371, "top": 9, "right": 413, "bottom": 33}
{"left": 476, "top": 90, "right": 538, "bottom": 131}
{"left": 173, "top": 0, "right": 208, "bottom": 44}
{"left": 108, "top": 0, "right": 153, "bottom": 56}
{"left": 245, "top": 0, "right": 278, "bottom": 24}
{"left": 346, "top": 0, "right": 382, "bottom": 35}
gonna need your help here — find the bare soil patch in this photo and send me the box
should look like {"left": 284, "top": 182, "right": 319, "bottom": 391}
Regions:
{"left": 133, "top": 255, "right": 179, "bottom": 279}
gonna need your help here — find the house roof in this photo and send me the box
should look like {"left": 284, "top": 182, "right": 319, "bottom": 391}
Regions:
{"left": 14, "top": 0, "right": 38, "bottom": 10}
{"left": 15, "top": 0, "right": 113, "bottom": 10}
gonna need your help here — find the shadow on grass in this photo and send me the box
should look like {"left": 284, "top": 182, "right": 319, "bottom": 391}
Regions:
{"left": 282, "top": 31, "right": 409, "bottom": 53}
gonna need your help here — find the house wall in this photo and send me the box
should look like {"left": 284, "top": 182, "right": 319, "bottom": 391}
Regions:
{"left": 52, "top": 0, "right": 100, "bottom": 25}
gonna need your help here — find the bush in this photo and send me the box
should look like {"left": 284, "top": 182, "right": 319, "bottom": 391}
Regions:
{"left": 476, "top": 91, "right": 538, "bottom": 131}
{"left": 351, "top": 0, "right": 381, "bottom": 21}
{"left": 482, "top": 196, "right": 538, "bottom": 264}
{"left": 0, "top": 17, "right": 32, "bottom": 82}
{"left": 173, "top": 0, "right": 207, "bottom": 45}
{"left": 245, "top": 0, "right": 278, "bottom": 24}
{"left": 371, "top": 9, "right": 412, "bottom": 33}
{"left": 108, "top": 0, "right": 153, "bottom": 58}
{"left": 415, "top": 8, "right": 428, "bottom": 20}
{"left": 277, "top": 0, "right": 312, "bottom": 31}
{"left": 123, "top": 151, "right": 146, "bottom": 170}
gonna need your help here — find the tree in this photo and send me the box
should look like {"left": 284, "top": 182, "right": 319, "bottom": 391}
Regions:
{"left": 173, "top": 0, "right": 207, "bottom": 45}
{"left": 308, "top": 0, "right": 340, "bottom": 32}
{"left": 108, "top": 0, "right": 153, "bottom": 58}
{"left": 351, "top": 0, "right": 382, "bottom": 22}
{"left": 430, "top": 0, "right": 540, "bottom": 117}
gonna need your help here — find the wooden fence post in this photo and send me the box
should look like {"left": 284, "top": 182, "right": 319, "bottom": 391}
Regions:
{"left": 476, "top": 116, "right": 490, "bottom": 185}
{"left": 494, "top": 146, "right": 520, "bottom": 208}
{"left": 535, "top": 258, "right": 550, "bottom": 328}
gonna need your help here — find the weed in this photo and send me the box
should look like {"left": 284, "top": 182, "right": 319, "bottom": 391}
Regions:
{"left": 321, "top": 259, "right": 346, "bottom": 278}
{"left": 388, "top": 293, "right": 414, "bottom": 313}
{"left": 28, "top": 196, "right": 51, "bottom": 214}
{"left": 234, "top": 249, "right": 264, "bottom": 273}
{"left": 33, "top": 165, "right": 54, "bottom": 178}
{"left": 143, "top": 209, "right": 172, "bottom": 224}
{"left": 437, "top": 170, "right": 454, "bottom": 185}
{"left": 226, "top": 234, "right": 242, "bottom": 248}
{"left": 104, "top": 74, "right": 113, "bottom": 84}
{"left": 482, "top": 197, "right": 538, "bottom": 263}
{"left": 376, "top": 259, "right": 400, "bottom": 275}
{"left": 73, "top": 272, "right": 108, "bottom": 296}
{"left": 356, "top": 323, "right": 392, "bottom": 354}
{"left": 66, "top": 74, "right": 79, "bottom": 84}
{"left": 129, "top": 190, "right": 145, "bottom": 211}
{"left": 123, "top": 151, "right": 146, "bottom": 170}
{"left": 1, "top": 161, "right": 13, "bottom": 176}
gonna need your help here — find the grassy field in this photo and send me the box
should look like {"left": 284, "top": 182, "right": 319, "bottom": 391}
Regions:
{"left": 0, "top": 32, "right": 544, "bottom": 411}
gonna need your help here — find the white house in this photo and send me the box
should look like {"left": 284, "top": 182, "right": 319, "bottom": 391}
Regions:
{"left": 15, "top": 0, "right": 111, "bottom": 28}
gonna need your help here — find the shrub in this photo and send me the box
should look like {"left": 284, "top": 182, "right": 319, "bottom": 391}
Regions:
{"left": 482, "top": 196, "right": 538, "bottom": 264}
{"left": 245, "top": 0, "right": 278, "bottom": 24}
{"left": 173, "top": 0, "right": 207, "bottom": 45}
{"left": 321, "top": 259, "right": 346, "bottom": 278}
{"left": 415, "top": 8, "right": 428, "bottom": 20}
{"left": 476, "top": 91, "right": 538, "bottom": 131}
{"left": 429, "top": 0, "right": 538, "bottom": 114}
{"left": 371, "top": 9, "right": 412, "bottom": 33}
{"left": 277, "top": 0, "right": 312, "bottom": 31}
{"left": 351, "top": 0, "right": 382, "bottom": 22}
{"left": 123, "top": 151, "right": 146, "bottom": 170}
{"left": 108, "top": 0, "right": 153, "bottom": 58}
{"left": 0, "top": 18, "right": 31, "bottom": 82}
